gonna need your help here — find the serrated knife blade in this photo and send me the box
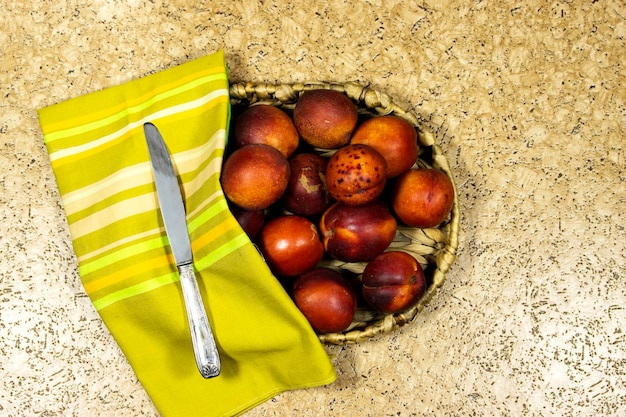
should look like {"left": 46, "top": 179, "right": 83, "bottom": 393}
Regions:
{"left": 144, "top": 122, "right": 220, "bottom": 379}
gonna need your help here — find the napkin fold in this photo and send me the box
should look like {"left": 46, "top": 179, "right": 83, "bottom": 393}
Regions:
{"left": 38, "top": 50, "right": 336, "bottom": 417}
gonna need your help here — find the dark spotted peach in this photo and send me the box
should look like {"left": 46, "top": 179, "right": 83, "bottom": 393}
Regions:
{"left": 325, "top": 144, "right": 387, "bottom": 205}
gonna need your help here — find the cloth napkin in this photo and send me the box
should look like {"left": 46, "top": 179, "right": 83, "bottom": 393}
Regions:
{"left": 38, "top": 50, "right": 336, "bottom": 417}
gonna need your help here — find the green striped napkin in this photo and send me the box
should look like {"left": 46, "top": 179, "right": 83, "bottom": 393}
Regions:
{"left": 38, "top": 50, "right": 336, "bottom": 417}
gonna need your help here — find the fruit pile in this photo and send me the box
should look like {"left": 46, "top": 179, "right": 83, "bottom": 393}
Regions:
{"left": 222, "top": 85, "right": 456, "bottom": 340}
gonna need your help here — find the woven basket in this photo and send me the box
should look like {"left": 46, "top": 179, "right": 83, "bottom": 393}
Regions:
{"left": 229, "top": 81, "right": 460, "bottom": 345}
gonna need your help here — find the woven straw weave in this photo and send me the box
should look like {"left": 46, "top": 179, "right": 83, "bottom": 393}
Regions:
{"left": 229, "top": 81, "right": 460, "bottom": 345}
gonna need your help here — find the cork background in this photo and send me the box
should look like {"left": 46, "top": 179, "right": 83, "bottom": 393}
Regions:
{"left": 1, "top": 1, "right": 625, "bottom": 416}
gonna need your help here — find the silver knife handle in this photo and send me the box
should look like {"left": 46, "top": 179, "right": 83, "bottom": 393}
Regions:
{"left": 178, "top": 263, "right": 221, "bottom": 378}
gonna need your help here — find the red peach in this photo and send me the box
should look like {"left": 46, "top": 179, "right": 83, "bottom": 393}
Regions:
{"left": 361, "top": 251, "right": 426, "bottom": 313}
{"left": 293, "top": 268, "right": 357, "bottom": 333}
{"left": 258, "top": 215, "right": 324, "bottom": 277}
{"left": 282, "top": 153, "right": 331, "bottom": 216}
{"left": 229, "top": 205, "right": 265, "bottom": 240}
{"left": 319, "top": 200, "right": 397, "bottom": 262}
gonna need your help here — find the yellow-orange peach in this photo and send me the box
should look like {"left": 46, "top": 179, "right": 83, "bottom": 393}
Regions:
{"left": 325, "top": 144, "right": 387, "bottom": 205}
{"left": 392, "top": 168, "right": 454, "bottom": 228}
{"left": 221, "top": 144, "right": 290, "bottom": 210}
{"left": 234, "top": 104, "right": 300, "bottom": 158}
{"left": 350, "top": 115, "right": 418, "bottom": 178}
{"left": 293, "top": 89, "right": 357, "bottom": 149}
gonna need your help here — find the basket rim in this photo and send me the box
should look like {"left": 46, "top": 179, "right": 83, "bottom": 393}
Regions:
{"left": 229, "top": 80, "right": 460, "bottom": 345}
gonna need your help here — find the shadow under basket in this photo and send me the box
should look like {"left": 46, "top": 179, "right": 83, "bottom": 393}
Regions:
{"left": 229, "top": 81, "right": 460, "bottom": 345}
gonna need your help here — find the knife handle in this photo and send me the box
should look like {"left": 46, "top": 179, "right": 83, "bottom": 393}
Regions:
{"left": 178, "top": 263, "right": 221, "bottom": 378}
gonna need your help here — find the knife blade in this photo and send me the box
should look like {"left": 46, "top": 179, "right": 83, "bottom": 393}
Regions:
{"left": 144, "top": 122, "right": 221, "bottom": 379}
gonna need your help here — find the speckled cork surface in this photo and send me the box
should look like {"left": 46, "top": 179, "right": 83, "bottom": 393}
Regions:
{"left": 1, "top": 1, "right": 625, "bottom": 416}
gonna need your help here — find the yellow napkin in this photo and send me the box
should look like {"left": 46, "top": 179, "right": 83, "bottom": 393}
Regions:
{"left": 38, "top": 50, "right": 336, "bottom": 417}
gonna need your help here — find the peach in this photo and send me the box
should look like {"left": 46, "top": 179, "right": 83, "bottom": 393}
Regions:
{"left": 391, "top": 168, "right": 455, "bottom": 228}
{"left": 221, "top": 144, "right": 290, "bottom": 210}
{"left": 282, "top": 153, "right": 331, "bottom": 216}
{"left": 293, "top": 89, "right": 358, "bottom": 149}
{"left": 319, "top": 200, "right": 397, "bottom": 262}
{"left": 258, "top": 215, "right": 324, "bottom": 277}
{"left": 325, "top": 144, "right": 387, "bottom": 205}
{"left": 234, "top": 104, "right": 300, "bottom": 158}
{"left": 350, "top": 115, "right": 418, "bottom": 178}
{"left": 293, "top": 268, "right": 357, "bottom": 333}
{"left": 229, "top": 205, "right": 265, "bottom": 240}
{"left": 361, "top": 251, "right": 426, "bottom": 313}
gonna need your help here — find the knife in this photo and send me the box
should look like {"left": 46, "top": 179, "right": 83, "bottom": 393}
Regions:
{"left": 144, "top": 122, "right": 221, "bottom": 379}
